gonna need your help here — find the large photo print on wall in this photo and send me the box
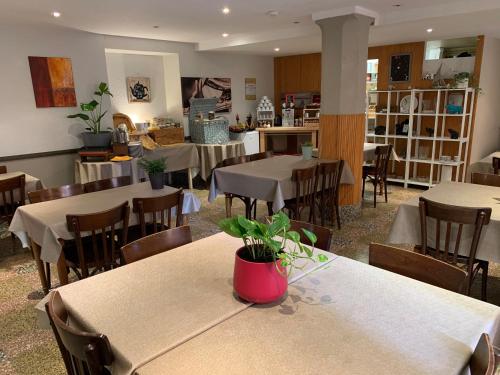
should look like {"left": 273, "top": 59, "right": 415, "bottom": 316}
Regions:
{"left": 181, "top": 77, "right": 231, "bottom": 115}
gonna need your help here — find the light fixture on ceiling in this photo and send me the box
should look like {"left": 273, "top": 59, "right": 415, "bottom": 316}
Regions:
{"left": 274, "top": 47, "right": 280, "bottom": 52}
{"left": 293, "top": 21, "right": 301, "bottom": 24}
{"left": 222, "top": 7, "right": 230, "bottom": 15}
{"left": 222, "top": 33, "right": 229, "bottom": 38}
{"left": 153, "top": 25, "right": 159, "bottom": 29}
{"left": 52, "top": 11, "right": 61, "bottom": 18}
{"left": 426, "top": 28, "right": 433, "bottom": 33}
{"left": 392, "top": 4, "right": 401, "bottom": 7}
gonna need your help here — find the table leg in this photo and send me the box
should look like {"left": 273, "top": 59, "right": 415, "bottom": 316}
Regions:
{"left": 56, "top": 245, "right": 69, "bottom": 286}
{"left": 30, "top": 240, "right": 49, "bottom": 295}
{"left": 183, "top": 215, "right": 189, "bottom": 225}
{"left": 187, "top": 168, "right": 193, "bottom": 190}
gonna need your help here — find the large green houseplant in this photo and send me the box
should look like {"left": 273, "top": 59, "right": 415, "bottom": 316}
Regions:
{"left": 67, "top": 82, "right": 113, "bottom": 148}
{"left": 219, "top": 212, "right": 328, "bottom": 303}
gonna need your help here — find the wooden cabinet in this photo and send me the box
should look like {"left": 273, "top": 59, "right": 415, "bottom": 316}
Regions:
{"left": 299, "top": 54, "right": 321, "bottom": 92}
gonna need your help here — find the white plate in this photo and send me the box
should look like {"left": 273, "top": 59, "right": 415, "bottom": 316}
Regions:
{"left": 400, "top": 95, "right": 418, "bottom": 113}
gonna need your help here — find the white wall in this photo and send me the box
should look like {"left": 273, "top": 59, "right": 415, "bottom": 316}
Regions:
{"left": 470, "top": 36, "right": 500, "bottom": 163}
{"left": 105, "top": 53, "right": 168, "bottom": 123}
{"left": 0, "top": 22, "right": 273, "bottom": 185}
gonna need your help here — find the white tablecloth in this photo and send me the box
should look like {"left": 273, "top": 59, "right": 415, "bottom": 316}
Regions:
{"left": 363, "top": 142, "right": 400, "bottom": 162}
{"left": 209, "top": 155, "right": 355, "bottom": 212}
{"left": 0, "top": 171, "right": 43, "bottom": 204}
{"left": 9, "top": 182, "right": 201, "bottom": 263}
{"left": 36, "top": 232, "right": 332, "bottom": 375}
{"left": 388, "top": 181, "right": 500, "bottom": 262}
{"left": 196, "top": 141, "right": 246, "bottom": 181}
{"left": 138, "top": 256, "right": 500, "bottom": 375}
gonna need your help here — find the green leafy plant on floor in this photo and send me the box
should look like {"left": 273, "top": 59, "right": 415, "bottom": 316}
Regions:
{"left": 138, "top": 157, "right": 167, "bottom": 174}
{"left": 67, "top": 82, "right": 113, "bottom": 133}
{"left": 219, "top": 212, "right": 327, "bottom": 275}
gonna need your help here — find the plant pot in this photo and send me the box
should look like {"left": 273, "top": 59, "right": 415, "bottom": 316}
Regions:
{"left": 149, "top": 173, "right": 165, "bottom": 189}
{"left": 81, "top": 132, "right": 112, "bottom": 148}
{"left": 455, "top": 78, "right": 469, "bottom": 89}
{"left": 302, "top": 145, "right": 313, "bottom": 160}
{"left": 233, "top": 247, "right": 287, "bottom": 304}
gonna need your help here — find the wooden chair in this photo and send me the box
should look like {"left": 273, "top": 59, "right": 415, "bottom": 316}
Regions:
{"left": 369, "top": 243, "right": 467, "bottom": 293}
{"left": 121, "top": 226, "right": 192, "bottom": 264}
{"left": 492, "top": 157, "right": 500, "bottom": 175}
{"left": 65, "top": 202, "right": 130, "bottom": 279}
{"left": 470, "top": 333, "right": 496, "bottom": 375}
{"left": 248, "top": 151, "right": 273, "bottom": 161}
{"left": 28, "top": 183, "right": 85, "bottom": 204}
{"left": 418, "top": 197, "right": 491, "bottom": 300}
{"left": 83, "top": 176, "right": 132, "bottom": 193}
{"left": 290, "top": 220, "right": 332, "bottom": 252}
{"left": 314, "top": 160, "right": 344, "bottom": 229}
{"left": 46, "top": 291, "right": 114, "bottom": 375}
{"left": 284, "top": 165, "right": 317, "bottom": 222}
{"left": 128, "top": 190, "right": 184, "bottom": 241}
{"left": 0, "top": 165, "right": 6, "bottom": 174}
{"left": 0, "top": 174, "right": 25, "bottom": 224}
{"left": 220, "top": 156, "right": 257, "bottom": 220}
{"left": 113, "top": 112, "right": 136, "bottom": 132}
{"left": 362, "top": 145, "right": 393, "bottom": 208}
{"left": 471, "top": 172, "right": 500, "bottom": 188}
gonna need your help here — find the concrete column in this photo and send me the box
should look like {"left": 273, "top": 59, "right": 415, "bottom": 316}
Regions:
{"left": 315, "top": 14, "right": 372, "bottom": 205}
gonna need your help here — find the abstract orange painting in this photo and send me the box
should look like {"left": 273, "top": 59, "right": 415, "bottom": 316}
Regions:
{"left": 28, "top": 56, "right": 77, "bottom": 108}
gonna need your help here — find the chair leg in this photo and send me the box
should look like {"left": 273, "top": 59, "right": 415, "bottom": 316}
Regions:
{"left": 11, "top": 233, "right": 16, "bottom": 253}
{"left": 267, "top": 202, "right": 274, "bottom": 216}
{"left": 45, "top": 263, "right": 51, "bottom": 290}
{"left": 225, "top": 195, "right": 232, "bottom": 218}
{"left": 253, "top": 199, "right": 257, "bottom": 220}
{"left": 481, "top": 261, "right": 489, "bottom": 301}
{"left": 372, "top": 180, "right": 377, "bottom": 208}
{"left": 335, "top": 203, "right": 341, "bottom": 230}
{"left": 362, "top": 177, "right": 366, "bottom": 198}
{"left": 384, "top": 178, "right": 388, "bottom": 203}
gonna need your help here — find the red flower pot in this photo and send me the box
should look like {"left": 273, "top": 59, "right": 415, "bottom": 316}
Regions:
{"left": 233, "top": 247, "right": 288, "bottom": 304}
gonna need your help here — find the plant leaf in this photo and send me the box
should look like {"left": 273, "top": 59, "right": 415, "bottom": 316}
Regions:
{"left": 67, "top": 113, "right": 90, "bottom": 120}
{"left": 301, "top": 228, "right": 317, "bottom": 245}
{"left": 317, "top": 254, "right": 328, "bottom": 262}
{"left": 286, "top": 230, "right": 300, "bottom": 243}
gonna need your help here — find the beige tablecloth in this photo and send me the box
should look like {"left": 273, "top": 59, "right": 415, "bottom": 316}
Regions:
{"left": 363, "top": 142, "right": 400, "bottom": 162}
{"left": 138, "top": 256, "right": 500, "bottom": 375}
{"left": 0, "top": 171, "right": 43, "bottom": 204}
{"left": 467, "top": 151, "right": 500, "bottom": 181}
{"left": 35, "top": 232, "right": 334, "bottom": 375}
{"left": 196, "top": 141, "right": 246, "bottom": 181}
{"left": 9, "top": 182, "right": 201, "bottom": 263}
{"left": 209, "top": 155, "right": 355, "bottom": 212}
{"left": 388, "top": 181, "right": 500, "bottom": 262}
{"left": 75, "top": 143, "right": 200, "bottom": 184}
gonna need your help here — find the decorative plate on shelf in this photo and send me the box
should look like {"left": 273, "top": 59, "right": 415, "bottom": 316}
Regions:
{"left": 400, "top": 95, "right": 418, "bottom": 114}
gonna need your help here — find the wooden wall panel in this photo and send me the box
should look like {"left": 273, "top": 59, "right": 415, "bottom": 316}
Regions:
{"left": 320, "top": 114, "right": 365, "bottom": 205}
{"left": 300, "top": 53, "right": 321, "bottom": 92}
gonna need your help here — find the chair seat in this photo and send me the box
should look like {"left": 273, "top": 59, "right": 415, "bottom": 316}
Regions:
{"left": 413, "top": 245, "right": 484, "bottom": 273}
{"left": 127, "top": 223, "right": 170, "bottom": 242}
{"left": 362, "top": 165, "right": 377, "bottom": 178}
{"left": 63, "top": 237, "right": 120, "bottom": 276}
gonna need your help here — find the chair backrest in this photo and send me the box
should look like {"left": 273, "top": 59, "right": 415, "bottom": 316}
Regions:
{"left": 418, "top": 197, "right": 491, "bottom": 272}
{"left": 83, "top": 176, "right": 132, "bottom": 193}
{"left": 66, "top": 202, "right": 130, "bottom": 279}
{"left": 492, "top": 157, "right": 500, "bottom": 175}
{"left": 113, "top": 112, "right": 136, "bottom": 132}
{"left": 374, "top": 145, "right": 393, "bottom": 179}
{"left": 28, "top": 183, "right": 85, "bottom": 204}
{"left": 369, "top": 243, "right": 467, "bottom": 293}
{"left": 132, "top": 190, "right": 184, "bottom": 237}
{"left": 46, "top": 291, "right": 113, "bottom": 375}
{"left": 471, "top": 172, "right": 500, "bottom": 188}
{"left": 248, "top": 151, "right": 273, "bottom": 161}
{"left": 0, "top": 174, "right": 25, "bottom": 221}
{"left": 317, "top": 160, "right": 344, "bottom": 206}
{"left": 470, "top": 333, "right": 496, "bottom": 375}
{"left": 289, "top": 220, "right": 332, "bottom": 251}
{"left": 0, "top": 165, "right": 6, "bottom": 174}
{"left": 222, "top": 155, "right": 247, "bottom": 167}
{"left": 121, "top": 225, "right": 192, "bottom": 264}
{"left": 291, "top": 165, "right": 317, "bottom": 220}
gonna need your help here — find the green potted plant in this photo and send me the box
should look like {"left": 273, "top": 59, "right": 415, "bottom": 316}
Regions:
{"left": 138, "top": 157, "right": 166, "bottom": 189}
{"left": 219, "top": 212, "right": 328, "bottom": 304}
{"left": 301, "top": 141, "right": 314, "bottom": 160}
{"left": 67, "top": 82, "right": 113, "bottom": 148}
{"left": 453, "top": 72, "right": 470, "bottom": 89}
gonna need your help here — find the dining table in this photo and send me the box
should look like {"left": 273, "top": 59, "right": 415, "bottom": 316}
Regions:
{"left": 0, "top": 171, "right": 43, "bottom": 204}
{"left": 209, "top": 155, "right": 355, "bottom": 212}
{"left": 388, "top": 181, "right": 500, "bottom": 263}
{"left": 9, "top": 182, "right": 201, "bottom": 293}
{"left": 35, "top": 232, "right": 500, "bottom": 375}
{"left": 467, "top": 151, "right": 500, "bottom": 181}
{"left": 195, "top": 141, "right": 246, "bottom": 181}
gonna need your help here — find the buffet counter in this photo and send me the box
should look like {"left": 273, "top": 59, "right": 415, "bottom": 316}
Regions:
{"left": 257, "top": 126, "right": 319, "bottom": 153}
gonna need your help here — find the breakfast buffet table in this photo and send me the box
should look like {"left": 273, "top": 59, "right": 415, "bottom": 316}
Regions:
{"left": 35, "top": 232, "right": 500, "bottom": 375}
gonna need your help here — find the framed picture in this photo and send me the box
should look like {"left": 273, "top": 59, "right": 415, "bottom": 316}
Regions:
{"left": 127, "top": 77, "right": 151, "bottom": 103}
{"left": 389, "top": 54, "right": 411, "bottom": 83}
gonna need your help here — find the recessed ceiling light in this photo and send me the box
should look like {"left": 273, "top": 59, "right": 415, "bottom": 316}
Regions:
{"left": 293, "top": 21, "right": 301, "bottom": 24}
{"left": 426, "top": 28, "right": 433, "bottom": 33}
{"left": 52, "top": 11, "right": 61, "bottom": 18}
{"left": 153, "top": 25, "right": 159, "bottom": 29}
{"left": 222, "top": 7, "right": 230, "bottom": 15}
{"left": 222, "top": 33, "right": 229, "bottom": 38}
{"left": 266, "top": 10, "right": 279, "bottom": 17}
{"left": 392, "top": 4, "right": 401, "bottom": 7}
{"left": 274, "top": 47, "right": 280, "bottom": 52}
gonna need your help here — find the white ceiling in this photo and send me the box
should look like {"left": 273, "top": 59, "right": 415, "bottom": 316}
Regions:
{"left": 1, "top": 0, "right": 500, "bottom": 55}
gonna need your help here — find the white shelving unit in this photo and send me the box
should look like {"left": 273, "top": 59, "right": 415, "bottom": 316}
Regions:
{"left": 365, "top": 88, "right": 474, "bottom": 188}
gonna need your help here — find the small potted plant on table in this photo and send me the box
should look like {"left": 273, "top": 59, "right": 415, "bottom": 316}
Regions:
{"left": 301, "top": 141, "right": 314, "bottom": 160}
{"left": 138, "top": 157, "right": 166, "bottom": 189}
{"left": 219, "top": 212, "right": 328, "bottom": 304}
